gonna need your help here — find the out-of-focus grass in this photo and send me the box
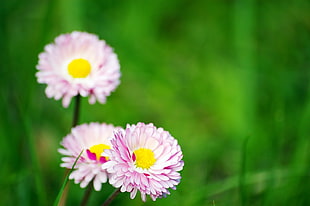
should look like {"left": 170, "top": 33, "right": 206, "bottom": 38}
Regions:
{"left": 1, "top": 0, "right": 310, "bottom": 205}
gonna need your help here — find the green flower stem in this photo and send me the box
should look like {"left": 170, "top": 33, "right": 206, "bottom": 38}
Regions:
{"left": 58, "top": 95, "right": 82, "bottom": 206}
{"left": 101, "top": 188, "right": 121, "bottom": 206}
{"left": 72, "top": 94, "right": 81, "bottom": 127}
{"left": 57, "top": 170, "right": 71, "bottom": 206}
{"left": 80, "top": 183, "right": 93, "bottom": 206}
{"left": 54, "top": 150, "right": 84, "bottom": 206}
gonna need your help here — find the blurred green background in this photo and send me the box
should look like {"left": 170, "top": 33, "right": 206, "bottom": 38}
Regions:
{"left": 1, "top": 0, "right": 310, "bottom": 205}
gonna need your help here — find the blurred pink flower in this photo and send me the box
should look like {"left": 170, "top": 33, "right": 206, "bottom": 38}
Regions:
{"left": 58, "top": 122, "right": 121, "bottom": 191}
{"left": 103, "top": 122, "right": 184, "bottom": 201}
{"left": 36, "top": 31, "right": 120, "bottom": 107}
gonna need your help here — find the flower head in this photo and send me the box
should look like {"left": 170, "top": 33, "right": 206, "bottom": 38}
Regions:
{"left": 103, "top": 122, "right": 184, "bottom": 201}
{"left": 36, "top": 31, "right": 120, "bottom": 107}
{"left": 58, "top": 122, "right": 121, "bottom": 191}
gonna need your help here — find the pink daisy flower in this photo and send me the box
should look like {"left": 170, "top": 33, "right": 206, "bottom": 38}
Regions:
{"left": 103, "top": 122, "right": 184, "bottom": 201}
{"left": 58, "top": 122, "right": 121, "bottom": 191}
{"left": 36, "top": 31, "right": 121, "bottom": 107}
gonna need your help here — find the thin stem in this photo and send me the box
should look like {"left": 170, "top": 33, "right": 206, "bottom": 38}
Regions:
{"left": 101, "top": 189, "right": 121, "bottom": 206}
{"left": 58, "top": 95, "right": 82, "bottom": 206}
{"left": 54, "top": 150, "right": 84, "bottom": 206}
{"left": 80, "top": 183, "right": 93, "bottom": 206}
{"left": 72, "top": 95, "right": 81, "bottom": 127}
{"left": 57, "top": 170, "right": 71, "bottom": 206}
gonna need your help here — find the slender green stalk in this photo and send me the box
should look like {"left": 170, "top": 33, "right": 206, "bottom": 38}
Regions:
{"left": 80, "top": 182, "right": 93, "bottom": 206}
{"left": 58, "top": 95, "right": 82, "bottom": 206}
{"left": 101, "top": 189, "right": 121, "bottom": 206}
{"left": 72, "top": 95, "right": 81, "bottom": 127}
{"left": 54, "top": 150, "right": 84, "bottom": 206}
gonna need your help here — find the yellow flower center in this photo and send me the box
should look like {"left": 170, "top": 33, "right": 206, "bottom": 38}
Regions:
{"left": 133, "top": 148, "right": 156, "bottom": 169}
{"left": 67, "top": 58, "right": 91, "bottom": 78}
{"left": 89, "top": 144, "right": 110, "bottom": 160}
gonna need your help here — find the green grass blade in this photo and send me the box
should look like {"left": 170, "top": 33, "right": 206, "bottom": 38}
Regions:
{"left": 53, "top": 150, "right": 84, "bottom": 206}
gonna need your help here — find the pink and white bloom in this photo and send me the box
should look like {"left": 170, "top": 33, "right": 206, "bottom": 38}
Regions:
{"left": 103, "top": 122, "right": 184, "bottom": 201}
{"left": 36, "top": 31, "right": 121, "bottom": 107}
{"left": 58, "top": 122, "right": 121, "bottom": 191}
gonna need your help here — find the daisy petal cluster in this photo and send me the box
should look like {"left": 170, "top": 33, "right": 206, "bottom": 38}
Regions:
{"left": 103, "top": 122, "right": 184, "bottom": 201}
{"left": 59, "top": 122, "right": 121, "bottom": 191}
{"left": 36, "top": 31, "right": 121, "bottom": 107}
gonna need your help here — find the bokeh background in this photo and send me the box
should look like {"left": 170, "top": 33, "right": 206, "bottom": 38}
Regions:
{"left": 1, "top": 0, "right": 310, "bottom": 205}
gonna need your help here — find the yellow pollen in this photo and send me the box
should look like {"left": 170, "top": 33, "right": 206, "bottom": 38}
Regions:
{"left": 134, "top": 148, "right": 156, "bottom": 169}
{"left": 68, "top": 58, "right": 91, "bottom": 78}
{"left": 89, "top": 144, "right": 110, "bottom": 160}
